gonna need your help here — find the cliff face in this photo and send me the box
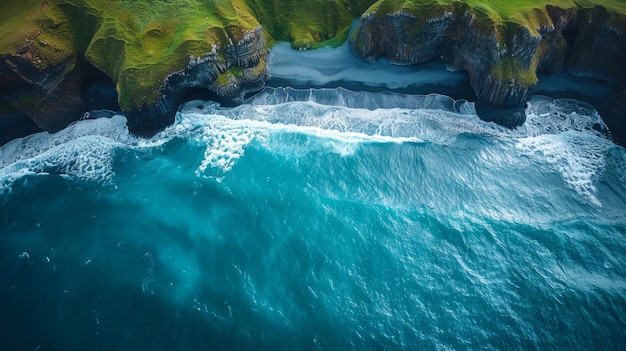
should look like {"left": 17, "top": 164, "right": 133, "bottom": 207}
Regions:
{"left": 1, "top": 22, "right": 269, "bottom": 135}
{"left": 0, "top": 1, "right": 272, "bottom": 135}
{"left": 0, "top": 2, "right": 85, "bottom": 132}
{"left": 350, "top": 1, "right": 626, "bottom": 111}
{"left": 0, "top": 49, "right": 85, "bottom": 132}
{"left": 1, "top": 0, "right": 368, "bottom": 136}
{"left": 565, "top": 6, "right": 626, "bottom": 85}
{"left": 244, "top": 0, "right": 375, "bottom": 49}
{"left": 122, "top": 26, "right": 270, "bottom": 136}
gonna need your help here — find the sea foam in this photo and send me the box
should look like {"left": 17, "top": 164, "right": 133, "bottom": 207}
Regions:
{"left": 0, "top": 88, "right": 616, "bottom": 205}
{"left": 176, "top": 88, "right": 615, "bottom": 204}
{"left": 515, "top": 96, "right": 613, "bottom": 206}
{"left": 2, "top": 88, "right": 626, "bottom": 351}
{"left": 0, "top": 115, "right": 133, "bottom": 193}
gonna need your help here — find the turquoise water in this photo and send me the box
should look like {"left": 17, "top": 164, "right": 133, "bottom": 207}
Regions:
{"left": 1, "top": 89, "right": 625, "bottom": 350}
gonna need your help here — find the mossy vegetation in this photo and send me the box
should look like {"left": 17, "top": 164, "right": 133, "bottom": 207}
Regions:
{"left": 0, "top": 0, "right": 379, "bottom": 111}
{"left": 212, "top": 66, "right": 248, "bottom": 89}
{"left": 0, "top": 1, "right": 77, "bottom": 69}
{"left": 0, "top": 0, "right": 258, "bottom": 109}
{"left": 213, "top": 68, "right": 237, "bottom": 88}
{"left": 490, "top": 57, "right": 538, "bottom": 88}
{"left": 246, "top": 0, "right": 374, "bottom": 49}
{"left": 82, "top": 0, "right": 264, "bottom": 108}
{"left": 362, "top": 0, "right": 626, "bottom": 38}
{"left": 355, "top": 0, "right": 625, "bottom": 108}
{"left": 363, "top": 4, "right": 623, "bottom": 69}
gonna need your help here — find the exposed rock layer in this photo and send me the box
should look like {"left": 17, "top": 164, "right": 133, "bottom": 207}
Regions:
{"left": 0, "top": 0, "right": 276, "bottom": 135}
{"left": 124, "top": 26, "right": 270, "bottom": 136}
{"left": 350, "top": 2, "right": 626, "bottom": 109}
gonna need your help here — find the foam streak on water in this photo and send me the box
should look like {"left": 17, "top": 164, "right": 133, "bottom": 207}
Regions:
{"left": 1, "top": 89, "right": 625, "bottom": 350}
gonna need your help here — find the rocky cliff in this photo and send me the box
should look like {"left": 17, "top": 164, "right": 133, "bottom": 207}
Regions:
{"left": 350, "top": 0, "right": 626, "bottom": 113}
{"left": 0, "top": 0, "right": 372, "bottom": 136}
{"left": 0, "top": 1, "right": 272, "bottom": 135}
{"left": 1, "top": 0, "right": 625, "bottom": 140}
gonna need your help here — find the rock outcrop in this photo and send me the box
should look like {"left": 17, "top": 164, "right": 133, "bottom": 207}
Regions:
{"left": 350, "top": 1, "right": 626, "bottom": 123}
{"left": 122, "top": 26, "right": 271, "bottom": 136}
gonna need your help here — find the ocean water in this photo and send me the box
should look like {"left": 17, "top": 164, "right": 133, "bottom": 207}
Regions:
{"left": 1, "top": 89, "right": 625, "bottom": 350}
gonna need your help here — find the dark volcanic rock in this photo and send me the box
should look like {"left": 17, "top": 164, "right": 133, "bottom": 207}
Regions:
{"left": 0, "top": 1, "right": 275, "bottom": 138}
{"left": 1, "top": 0, "right": 373, "bottom": 138}
{"left": 603, "top": 90, "right": 626, "bottom": 146}
{"left": 1, "top": 1, "right": 625, "bottom": 144}
{"left": 0, "top": 26, "right": 269, "bottom": 137}
{"left": 124, "top": 27, "right": 270, "bottom": 136}
{"left": 0, "top": 51, "right": 87, "bottom": 132}
{"left": 350, "top": 3, "right": 626, "bottom": 119}
{"left": 351, "top": 4, "right": 564, "bottom": 110}
{"left": 565, "top": 6, "right": 626, "bottom": 85}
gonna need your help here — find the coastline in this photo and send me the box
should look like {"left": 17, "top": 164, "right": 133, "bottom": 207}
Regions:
{"left": 2, "top": 2, "right": 625, "bottom": 144}
{"left": 2, "top": 39, "right": 622, "bottom": 147}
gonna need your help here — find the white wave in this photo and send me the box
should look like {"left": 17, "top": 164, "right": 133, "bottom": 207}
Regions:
{"left": 518, "top": 95, "right": 609, "bottom": 138}
{"left": 178, "top": 90, "right": 490, "bottom": 146}
{"left": 172, "top": 111, "right": 413, "bottom": 178}
{"left": 178, "top": 89, "right": 612, "bottom": 146}
{"left": 245, "top": 87, "right": 476, "bottom": 112}
{"left": 0, "top": 115, "right": 134, "bottom": 192}
{"left": 177, "top": 89, "right": 615, "bottom": 204}
{"left": 1, "top": 88, "right": 616, "bottom": 207}
{"left": 516, "top": 131, "right": 613, "bottom": 206}
{"left": 175, "top": 93, "right": 483, "bottom": 176}
{"left": 247, "top": 89, "right": 612, "bottom": 139}
{"left": 195, "top": 116, "right": 267, "bottom": 178}
{"left": 513, "top": 96, "right": 613, "bottom": 205}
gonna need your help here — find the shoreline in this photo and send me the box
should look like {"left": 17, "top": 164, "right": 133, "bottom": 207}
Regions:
{"left": 1, "top": 42, "right": 622, "bottom": 147}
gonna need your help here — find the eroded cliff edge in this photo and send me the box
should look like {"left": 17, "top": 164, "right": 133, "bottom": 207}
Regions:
{"left": 0, "top": 0, "right": 372, "bottom": 135}
{"left": 351, "top": 1, "right": 625, "bottom": 107}
{"left": 1, "top": 0, "right": 625, "bottom": 142}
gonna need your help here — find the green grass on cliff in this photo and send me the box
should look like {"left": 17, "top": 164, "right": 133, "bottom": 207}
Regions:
{"left": 82, "top": 0, "right": 263, "bottom": 108}
{"left": 364, "top": 0, "right": 626, "bottom": 19}
{"left": 490, "top": 57, "right": 538, "bottom": 87}
{"left": 0, "top": 0, "right": 264, "bottom": 108}
{"left": 364, "top": 0, "right": 626, "bottom": 36}
{"left": 0, "top": 1, "right": 78, "bottom": 69}
{"left": 245, "top": 0, "right": 375, "bottom": 49}
{"left": 0, "top": 0, "right": 378, "bottom": 110}
{"left": 361, "top": 0, "right": 626, "bottom": 86}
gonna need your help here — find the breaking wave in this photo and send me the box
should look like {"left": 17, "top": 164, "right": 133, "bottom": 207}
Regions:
{"left": 1, "top": 89, "right": 625, "bottom": 351}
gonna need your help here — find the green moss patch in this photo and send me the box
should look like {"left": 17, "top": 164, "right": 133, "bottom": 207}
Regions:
{"left": 490, "top": 57, "right": 538, "bottom": 88}
{"left": 363, "top": 0, "right": 626, "bottom": 36}
{"left": 246, "top": 0, "right": 374, "bottom": 49}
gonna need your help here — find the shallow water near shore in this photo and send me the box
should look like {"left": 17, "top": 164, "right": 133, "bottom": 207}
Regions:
{"left": 1, "top": 89, "right": 626, "bottom": 350}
